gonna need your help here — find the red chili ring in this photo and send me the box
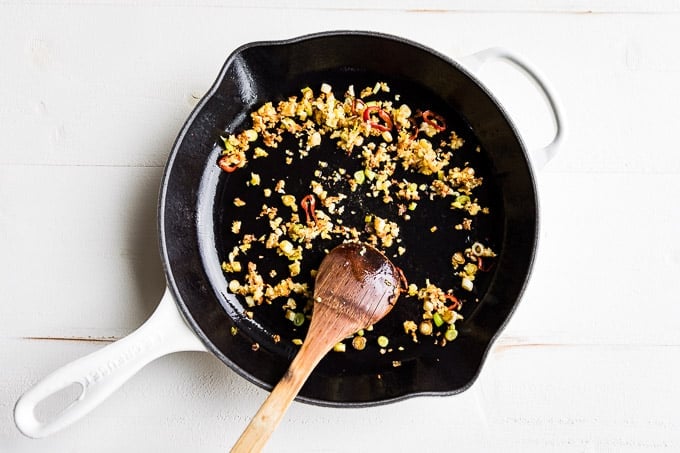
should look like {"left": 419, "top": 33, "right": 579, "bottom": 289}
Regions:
{"left": 300, "top": 194, "right": 318, "bottom": 225}
{"left": 445, "top": 294, "right": 461, "bottom": 310}
{"left": 422, "top": 110, "right": 447, "bottom": 132}
{"left": 363, "top": 106, "right": 393, "bottom": 132}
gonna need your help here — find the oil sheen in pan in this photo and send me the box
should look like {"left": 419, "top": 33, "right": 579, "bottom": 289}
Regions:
{"left": 212, "top": 70, "right": 504, "bottom": 375}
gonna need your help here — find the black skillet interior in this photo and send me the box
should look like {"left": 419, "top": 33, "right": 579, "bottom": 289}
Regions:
{"left": 160, "top": 31, "right": 538, "bottom": 406}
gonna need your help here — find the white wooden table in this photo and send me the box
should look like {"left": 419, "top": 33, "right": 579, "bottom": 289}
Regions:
{"left": 3, "top": 2, "right": 680, "bottom": 451}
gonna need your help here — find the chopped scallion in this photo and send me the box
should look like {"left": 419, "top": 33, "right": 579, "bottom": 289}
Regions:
{"left": 293, "top": 312, "right": 305, "bottom": 327}
{"left": 433, "top": 312, "right": 444, "bottom": 327}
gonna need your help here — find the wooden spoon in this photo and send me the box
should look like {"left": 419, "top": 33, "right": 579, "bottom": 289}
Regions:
{"left": 231, "top": 242, "right": 401, "bottom": 452}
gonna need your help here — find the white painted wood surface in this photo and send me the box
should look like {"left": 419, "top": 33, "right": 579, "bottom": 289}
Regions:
{"left": 2, "top": 2, "right": 679, "bottom": 452}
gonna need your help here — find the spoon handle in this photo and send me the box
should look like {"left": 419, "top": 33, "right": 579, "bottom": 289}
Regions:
{"left": 230, "top": 328, "right": 337, "bottom": 453}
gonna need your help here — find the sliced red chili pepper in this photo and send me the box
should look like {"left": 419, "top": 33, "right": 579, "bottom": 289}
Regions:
{"left": 218, "top": 154, "right": 243, "bottom": 173}
{"left": 422, "top": 110, "right": 447, "bottom": 132}
{"left": 445, "top": 294, "right": 461, "bottom": 311}
{"left": 376, "top": 109, "right": 393, "bottom": 131}
{"left": 300, "top": 194, "right": 318, "bottom": 225}
{"left": 477, "top": 256, "right": 494, "bottom": 272}
{"left": 363, "top": 105, "right": 393, "bottom": 132}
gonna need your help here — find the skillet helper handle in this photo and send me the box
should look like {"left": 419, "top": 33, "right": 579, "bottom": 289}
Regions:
{"left": 460, "top": 47, "right": 565, "bottom": 169}
{"left": 14, "top": 288, "right": 207, "bottom": 438}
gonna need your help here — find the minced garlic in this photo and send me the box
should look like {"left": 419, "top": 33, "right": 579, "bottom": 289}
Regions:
{"left": 217, "top": 81, "right": 497, "bottom": 352}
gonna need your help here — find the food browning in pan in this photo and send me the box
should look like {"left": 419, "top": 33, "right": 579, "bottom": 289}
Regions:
{"left": 216, "top": 81, "right": 497, "bottom": 355}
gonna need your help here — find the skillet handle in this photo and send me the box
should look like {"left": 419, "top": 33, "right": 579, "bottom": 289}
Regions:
{"left": 460, "top": 47, "right": 565, "bottom": 169}
{"left": 14, "top": 288, "right": 207, "bottom": 438}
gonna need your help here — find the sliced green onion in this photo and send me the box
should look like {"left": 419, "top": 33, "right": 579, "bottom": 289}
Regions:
{"left": 471, "top": 242, "right": 485, "bottom": 256}
{"left": 377, "top": 336, "right": 389, "bottom": 348}
{"left": 445, "top": 327, "right": 458, "bottom": 342}
{"left": 293, "top": 312, "right": 305, "bottom": 326}
{"left": 432, "top": 312, "right": 444, "bottom": 327}
{"left": 456, "top": 195, "right": 470, "bottom": 205}
{"left": 451, "top": 194, "right": 471, "bottom": 210}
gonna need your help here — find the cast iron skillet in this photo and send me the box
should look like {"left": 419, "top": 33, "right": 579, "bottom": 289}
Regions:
{"left": 16, "top": 31, "right": 563, "bottom": 438}
{"left": 163, "top": 30, "right": 538, "bottom": 404}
